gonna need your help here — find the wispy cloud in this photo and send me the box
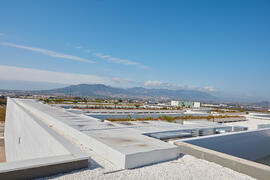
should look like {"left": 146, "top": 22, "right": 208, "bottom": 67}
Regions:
{"left": 0, "top": 65, "right": 137, "bottom": 87}
{"left": 0, "top": 65, "right": 216, "bottom": 92}
{"left": 1, "top": 42, "right": 96, "bottom": 63}
{"left": 144, "top": 80, "right": 163, "bottom": 87}
{"left": 144, "top": 80, "right": 186, "bottom": 89}
{"left": 93, "top": 53, "right": 149, "bottom": 69}
{"left": 203, "top": 86, "right": 216, "bottom": 92}
{"left": 144, "top": 80, "right": 216, "bottom": 92}
{"left": 73, "top": 45, "right": 148, "bottom": 69}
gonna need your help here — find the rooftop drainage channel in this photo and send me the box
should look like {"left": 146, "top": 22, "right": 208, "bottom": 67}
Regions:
{"left": 174, "top": 128, "right": 270, "bottom": 180}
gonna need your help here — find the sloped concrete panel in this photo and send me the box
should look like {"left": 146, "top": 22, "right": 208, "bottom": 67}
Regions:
{"left": 5, "top": 98, "right": 70, "bottom": 161}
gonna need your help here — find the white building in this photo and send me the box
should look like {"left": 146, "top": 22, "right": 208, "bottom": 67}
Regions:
{"left": 194, "top": 102, "right": 201, "bottom": 108}
{"left": 171, "top": 101, "right": 179, "bottom": 106}
{"left": 171, "top": 100, "right": 201, "bottom": 108}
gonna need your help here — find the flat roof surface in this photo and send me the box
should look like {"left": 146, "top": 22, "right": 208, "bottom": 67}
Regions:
{"left": 12, "top": 99, "right": 257, "bottom": 179}
{"left": 18, "top": 100, "right": 230, "bottom": 156}
{"left": 18, "top": 99, "right": 178, "bottom": 157}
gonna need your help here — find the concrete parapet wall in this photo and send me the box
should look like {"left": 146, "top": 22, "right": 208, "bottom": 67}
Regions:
{"left": 175, "top": 141, "right": 270, "bottom": 180}
{"left": 181, "top": 128, "right": 270, "bottom": 161}
{"left": 125, "top": 148, "right": 178, "bottom": 169}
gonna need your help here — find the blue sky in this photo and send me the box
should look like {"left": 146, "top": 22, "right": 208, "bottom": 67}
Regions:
{"left": 0, "top": 0, "right": 270, "bottom": 100}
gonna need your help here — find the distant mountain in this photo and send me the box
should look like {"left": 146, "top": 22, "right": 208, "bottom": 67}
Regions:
{"left": 37, "top": 84, "right": 217, "bottom": 101}
{"left": 251, "top": 101, "right": 270, "bottom": 107}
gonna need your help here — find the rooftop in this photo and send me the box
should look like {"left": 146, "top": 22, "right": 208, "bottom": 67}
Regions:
{"left": 3, "top": 98, "right": 270, "bottom": 179}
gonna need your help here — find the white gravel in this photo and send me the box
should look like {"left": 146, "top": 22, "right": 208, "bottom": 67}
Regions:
{"left": 40, "top": 146, "right": 255, "bottom": 180}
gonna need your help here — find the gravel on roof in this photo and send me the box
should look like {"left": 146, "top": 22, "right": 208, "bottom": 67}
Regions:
{"left": 39, "top": 145, "right": 255, "bottom": 180}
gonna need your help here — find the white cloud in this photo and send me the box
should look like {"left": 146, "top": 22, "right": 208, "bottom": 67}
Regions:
{"left": 75, "top": 46, "right": 82, "bottom": 49}
{"left": 203, "top": 86, "right": 216, "bottom": 92}
{"left": 144, "top": 80, "right": 216, "bottom": 92}
{"left": 144, "top": 80, "right": 184, "bottom": 89}
{"left": 144, "top": 80, "right": 163, "bottom": 87}
{"left": 0, "top": 65, "right": 217, "bottom": 93}
{"left": 0, "top": 65, "right": 110, "bottom": 85}
{"left": 93, "top": 53, "right": 148, "bottom": 69}
{"left": 0, "top": 65, "right": 140, "bottom": 88}
{"left": 1, "top": 42, "right": 96, "bottom": 63}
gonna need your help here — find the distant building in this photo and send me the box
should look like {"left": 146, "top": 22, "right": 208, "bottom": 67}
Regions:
{"left": 194, "top": 102, "right": 201, "bottom": 108}
{"left": 171, "top": 101, "right": 179, "bottom": 106}
{"left": 171, "top": 101, "right": 200, "bottom": 108}
{"left": 202, "top": 104, "right": 220, "bottom": 108}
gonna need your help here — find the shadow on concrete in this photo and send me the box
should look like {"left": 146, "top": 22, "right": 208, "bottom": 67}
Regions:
{"left": 38, "top": 157, "right": 103, "bottom": 179}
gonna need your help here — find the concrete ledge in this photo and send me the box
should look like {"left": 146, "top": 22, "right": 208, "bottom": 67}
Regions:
{"left": 125, "top": 147, "right": 178, "bottom": 169}
{"left": 0, "top": 155, "right": 88, "bottom": 180}
{"left": 176, "top": 128, "right": 270, "bottom": 161}
{"left": 1, "top": 98, "right": 89, "bottom": 179}
{"left": 175, "top": 141, "right": 270, "bottom": 180}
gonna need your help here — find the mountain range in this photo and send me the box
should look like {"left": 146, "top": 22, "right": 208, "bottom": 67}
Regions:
{"left": 35, "top": 84, "right": 217, "bottom": 101}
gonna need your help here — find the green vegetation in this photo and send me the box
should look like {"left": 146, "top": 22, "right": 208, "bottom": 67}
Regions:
{"left": 0, "top": 96, "right": 7, "bottom": 121}
{"left": 210, "top": 109, "right": 246, "bottom": 114}
{"left": 0, "top": 97, "right": 6, "bottom": 106}
{"left": 42, "top": 97, "right": 89, "bottom": 104}
{"left": 107, "top": 115, "right": 241, "bottom": 123}
{"left": 43, "top": 98, "right": 65, "bottom": 103}
{"left": 113, "top": 101, "right": 119, "bottom": 108}
{"left": 161, "top": 115, "right": 174, "bottom": 122}
{"left": 0, "top": 107, "right": 6, "bottom": 121}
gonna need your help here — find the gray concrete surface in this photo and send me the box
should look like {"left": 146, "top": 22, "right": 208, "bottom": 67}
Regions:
{"left": 18, "top": 99, "right": 240, "bottom": 169}
{"left": 0, "top": 122, "right": 5, "bottom": 162}
{"left": 16, "top": 99, "right": 181, "bottom": 169}
{"left": 175, "top": 141, "right": 270, "bottom": 180}
{"left": 180, "top": 128, "right": 270, "bottom": 161}
{"left": 5, "top": 98, "right": 70, "bottom": 161}
{"left": 0, "top": 98, "right": 89, "bottom": 179}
